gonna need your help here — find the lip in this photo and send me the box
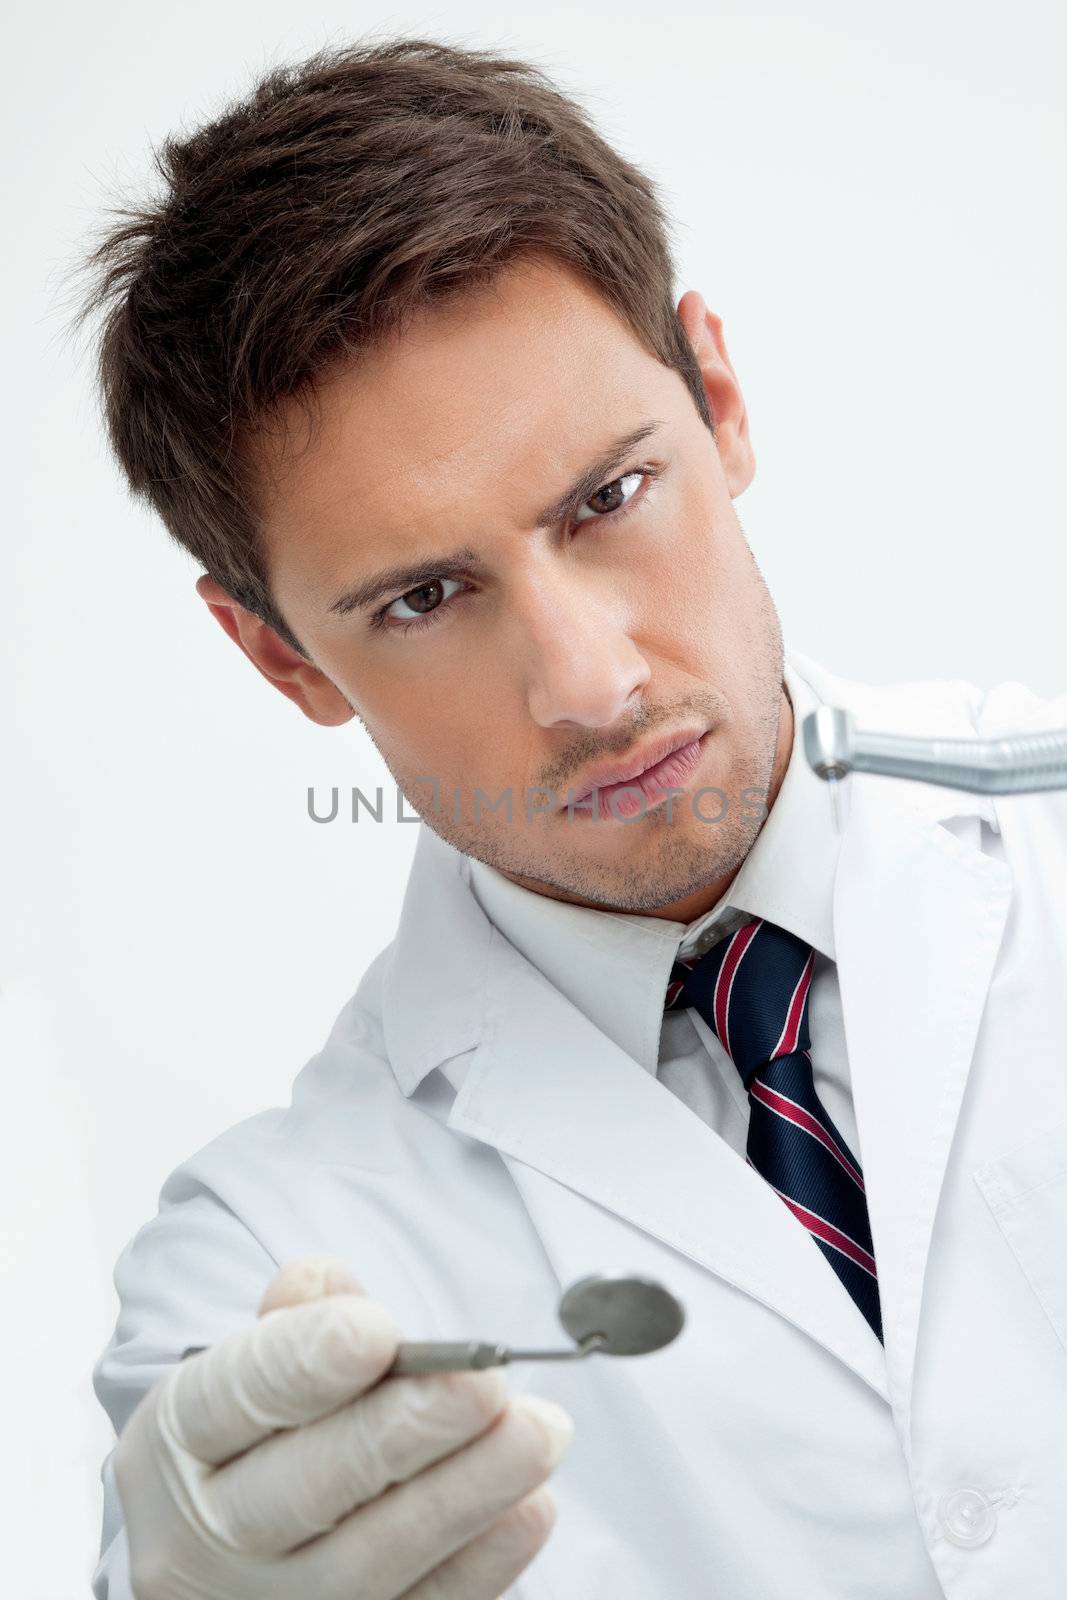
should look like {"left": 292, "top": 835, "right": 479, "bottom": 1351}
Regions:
{"left": 566, "top": 725, "right": 710, "bottom": 811}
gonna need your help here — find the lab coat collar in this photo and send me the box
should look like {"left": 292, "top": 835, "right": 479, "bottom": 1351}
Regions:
{"left": 381, "top": 651, "right": 1011, "bottom": 1411}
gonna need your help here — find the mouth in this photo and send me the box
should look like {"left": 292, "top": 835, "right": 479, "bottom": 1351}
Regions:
{"left": 566, "top": 727, "right": 711, "bottom": 821}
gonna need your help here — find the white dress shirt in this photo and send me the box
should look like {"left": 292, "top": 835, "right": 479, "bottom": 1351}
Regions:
{"left": 465, "top": 650, "right": 863, "bottom": 1168}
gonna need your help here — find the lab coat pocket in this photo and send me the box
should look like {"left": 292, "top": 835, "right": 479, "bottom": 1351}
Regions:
{"left": 973, "top": 1114, "right": 1067, "bottom": 1353}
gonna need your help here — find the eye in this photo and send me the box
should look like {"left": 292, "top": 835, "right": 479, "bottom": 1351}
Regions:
{"left": 573, "top": 470, "right": 647, "bottom": 524}
{"left": 382, "top": 575, "right": 465, "bottom": 626}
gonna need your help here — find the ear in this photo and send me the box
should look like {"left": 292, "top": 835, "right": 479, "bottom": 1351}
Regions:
{"left": 675, "top": 292, "right": 755, "bottom": 497}
{"left": 195, "top": 575, "right": 356, "bottom": 727}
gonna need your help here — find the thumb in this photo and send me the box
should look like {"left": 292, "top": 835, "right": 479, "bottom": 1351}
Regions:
{"left": 258, "top": 1253, "right": 366, "bottom": 1316}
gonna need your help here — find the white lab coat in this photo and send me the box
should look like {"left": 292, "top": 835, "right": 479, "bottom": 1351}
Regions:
{"left": 94, "top": 649, "right": 1067, "bottom": 1600}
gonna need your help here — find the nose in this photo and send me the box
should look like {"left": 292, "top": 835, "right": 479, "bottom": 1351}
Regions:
{"left": 520, "top": 578, "right": 651, "bottom": 729}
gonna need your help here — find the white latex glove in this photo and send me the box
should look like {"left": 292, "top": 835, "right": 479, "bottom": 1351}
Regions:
{"left": 114, "top": 1255, "right": 574, "bottom": 1599}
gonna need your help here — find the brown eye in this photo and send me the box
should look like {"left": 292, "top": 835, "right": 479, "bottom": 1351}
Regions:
{"left": 575, "top": 470, "right": 645, "bottom": 523}
{"left": 382, "top": 575, "right": 464, "bottom": 626}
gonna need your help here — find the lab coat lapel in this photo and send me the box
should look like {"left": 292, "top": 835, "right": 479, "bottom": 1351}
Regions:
{"left": 831, "top": 774, "right": 1012, "bottom": 1429}
{"left": 444, "top": 917, "right": 891, "bottom": 1400}
{"left": 384, "top": 832, "right": 891, "bottom": 1395}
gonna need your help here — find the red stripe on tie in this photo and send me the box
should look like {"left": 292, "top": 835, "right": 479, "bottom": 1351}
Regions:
{"left": 750, "top": 1080, "right": 866, "bottom": 1192}
{"left": 713, "top": 919, "right": 761, "bottom": 1059}
{"left": 771, "top": 950, "right": 815, "bottom": 1060}
{"left": 772, "top": 1186, "right": 878, "bottom": 1277}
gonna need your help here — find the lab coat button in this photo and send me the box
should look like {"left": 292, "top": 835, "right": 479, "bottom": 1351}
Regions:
{"left": 937, "top": 1487, "right": 997, "bottom": 1548}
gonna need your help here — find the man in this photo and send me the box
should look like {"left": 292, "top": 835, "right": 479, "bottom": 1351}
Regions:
{"left": 85, "top": 35, "right": 1067, "bottom": 1600}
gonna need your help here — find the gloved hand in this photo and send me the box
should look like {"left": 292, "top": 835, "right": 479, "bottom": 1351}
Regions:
{"left": 114, "top": 1254, "right": 574, "bottom": 1599}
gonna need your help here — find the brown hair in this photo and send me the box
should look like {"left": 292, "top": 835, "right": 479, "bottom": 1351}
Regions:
{"left": 81, "top": 36, "right": 713, "bottom": 658}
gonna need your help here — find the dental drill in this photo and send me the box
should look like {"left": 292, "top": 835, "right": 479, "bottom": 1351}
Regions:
{"left": 802, "top": 706, "right": 1067, "bottom": 807}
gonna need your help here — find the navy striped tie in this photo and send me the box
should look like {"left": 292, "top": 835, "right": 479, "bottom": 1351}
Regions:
{"left": 665, "top": 916, "right": 883, "bottom": 1343}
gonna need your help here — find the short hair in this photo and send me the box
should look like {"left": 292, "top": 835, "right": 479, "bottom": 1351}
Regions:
{"left": 80, "top": 36, "right": 713, "bottom": 657}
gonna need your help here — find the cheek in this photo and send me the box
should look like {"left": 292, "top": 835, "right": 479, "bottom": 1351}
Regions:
{"left": 347, "top": 659, "right": 501, "bottom": 781}
{"left": 635, "top": 508, "right": 722, "bottom": 644}
{"left": 659, "top": 499, "right": 753, "bottom": 624}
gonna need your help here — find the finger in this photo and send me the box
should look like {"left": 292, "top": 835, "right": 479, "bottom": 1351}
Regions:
{"left": 211, "top": 1367, "right": 510, "bottom": 1554}
{"left": 284, "top": 1395, "right": 574, "bottom": 1600}
{"left": 398, "top": 1486, "right": 558, "bottom": 1600}
{"left": 259, "top": 1255, "right": 366, "bottom": 1316}
{"left": 163, "top": 1293, "right": 399, "bottom": 1464}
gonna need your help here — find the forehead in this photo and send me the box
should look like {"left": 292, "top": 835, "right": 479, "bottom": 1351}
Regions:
{"left": 256, "top": 254, "right": 677, "bottom": 605}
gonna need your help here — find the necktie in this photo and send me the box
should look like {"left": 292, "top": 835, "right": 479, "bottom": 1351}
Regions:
{"left": 665, "top": 916, "right": 883, "bottom": 1343}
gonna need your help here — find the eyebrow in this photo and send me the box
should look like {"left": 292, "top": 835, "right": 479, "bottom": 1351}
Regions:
{"left": 326, "top": 419, "right": 666, "bottom": 617}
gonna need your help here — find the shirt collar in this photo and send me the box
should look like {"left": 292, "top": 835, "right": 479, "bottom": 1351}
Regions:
{"left": 464, "top": 649, "right": 839, "bottom": 1075}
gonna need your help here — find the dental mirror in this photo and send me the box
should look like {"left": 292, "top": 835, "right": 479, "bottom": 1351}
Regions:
{"left": 385, "top": 1270, "right": 686, "bottom": 1376}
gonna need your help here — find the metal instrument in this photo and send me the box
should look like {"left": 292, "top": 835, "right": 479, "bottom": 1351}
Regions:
{"left": 385, "top": 1271, "right": 686, "bottom": 1376}
{"left": 802, "top": 706, "right": 1067, "bottom": 799}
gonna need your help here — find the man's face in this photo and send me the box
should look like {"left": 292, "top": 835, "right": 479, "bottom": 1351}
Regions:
{"left": 248, "top": 253, "right": 788, "bottom": 915}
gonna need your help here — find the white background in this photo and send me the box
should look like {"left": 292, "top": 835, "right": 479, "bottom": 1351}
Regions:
{"left": 4, "top": 0, "right": 1065, "bottom": 1591}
